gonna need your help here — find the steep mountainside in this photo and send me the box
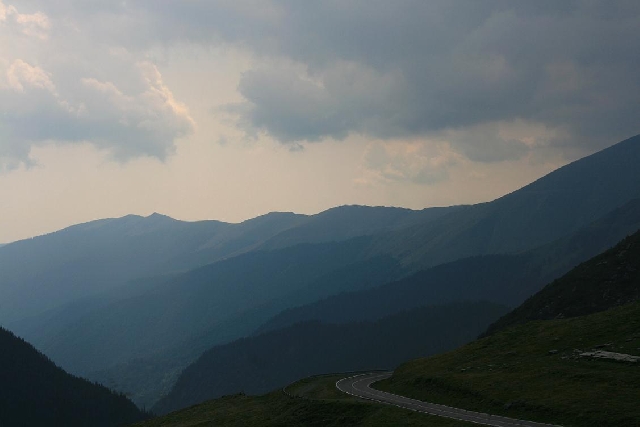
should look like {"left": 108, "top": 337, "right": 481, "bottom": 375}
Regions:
{"left": 152, "top": 301, "right": 508, "bottom": 415}
{"left": 259, "top": 198, "right": 640, "bottom": 333}
{"left": 485, "top": 228, "right": 640, "bottom": 335}
{"left": 0, "top": 327, "right": 147, "bottom": 427}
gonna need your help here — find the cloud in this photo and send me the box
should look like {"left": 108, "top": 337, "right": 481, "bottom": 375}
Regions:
{"left": 4, "top": 0, "right": 640, "bottom": 170}
{"left": 0, "top": 0, "right": 50, "bottom": 39}
{"left": 362, "top": 140, "right": 461, "bottom": 185}
{"left": 80, "top": 0, "right": 637, "bottom": 159}
{"left": 6, "top": 59, "right": 55, "bottom": 92}
{"left": 0, "top": 58, "right": 194, "bottom": 170}
{"left": 0, "top": 1, "right": 195, "bottom": 171}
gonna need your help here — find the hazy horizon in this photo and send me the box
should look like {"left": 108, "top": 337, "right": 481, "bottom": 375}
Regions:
{"left": 0, "top": 150, "right": 582, "bottom": 244}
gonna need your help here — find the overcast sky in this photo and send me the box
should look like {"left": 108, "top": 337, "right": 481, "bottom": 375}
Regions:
{"left": 1, "top": 1, "right": 639, "bottom": 242}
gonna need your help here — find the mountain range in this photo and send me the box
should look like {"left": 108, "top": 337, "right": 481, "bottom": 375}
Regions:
{"left": 1, "top": 134, "right": 639, "bottom": 414}
{"left": 137, "top": 207, "right": 640, "bottom": 427}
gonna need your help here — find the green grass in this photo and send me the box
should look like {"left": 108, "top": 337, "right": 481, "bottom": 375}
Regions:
{"left": 376, "top": 302, "right": 640, "bottom": 427}
{"left": 133, "top": 374, "right": 473, "bottom": 427}
{"left": 284, "top": 374, "right": 354, "bottom": 400}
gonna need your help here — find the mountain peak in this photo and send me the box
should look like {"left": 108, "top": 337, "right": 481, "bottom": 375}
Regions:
{"left": 146, "top": 212, "right": 173, "bottom": 220}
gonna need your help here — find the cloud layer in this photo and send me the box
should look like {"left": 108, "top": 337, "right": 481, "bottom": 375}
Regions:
{"left": 0, "top": 1, "right": 194, "bottom": 170}
{"left": 229, "top": 1, "right": 639, "bottom": 157}
{"left": 1, "top": 0, "right": 639, "bottom": 173}
{"left": 60, "top": 0, "right": 635, "bottom": 160}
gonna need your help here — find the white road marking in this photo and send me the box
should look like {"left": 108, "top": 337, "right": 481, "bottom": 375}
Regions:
{"left": 336, "top": 372, "right": 562, "bottom": 427}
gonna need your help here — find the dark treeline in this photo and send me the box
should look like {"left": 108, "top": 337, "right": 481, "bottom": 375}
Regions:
{"left": 0, "top": 327, "right": 148, "bottom": 427}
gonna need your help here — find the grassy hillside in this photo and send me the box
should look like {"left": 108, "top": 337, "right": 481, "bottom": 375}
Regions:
{"left": 152, "top": 301, "right": 507, "bottom": 415}
{"left": 135, "top": 375, "right": 472, "bottom": 427}
{"left": 377, "top": 302, "right": 640, "bottom": 426}
{"left": 377, "top": 226, "right": 640, "bottom": 426}
{"left": 485, "top": 229, "right": 640, "bottom": 335}
{"left": 0, "top": 327, "right": 147, "bottom": 427}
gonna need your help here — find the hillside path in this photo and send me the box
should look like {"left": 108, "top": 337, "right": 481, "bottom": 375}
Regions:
{"left": 336, "top": 372, "right": 561, "bottom": 427}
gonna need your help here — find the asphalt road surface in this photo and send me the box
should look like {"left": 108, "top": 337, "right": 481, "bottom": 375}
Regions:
{"left": 336, "top": 372, "right": 561, "bottom": 427}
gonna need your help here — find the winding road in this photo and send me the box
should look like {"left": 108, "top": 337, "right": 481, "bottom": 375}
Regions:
{"left": 336, "top": 372, "right": 561, "bottom": 427}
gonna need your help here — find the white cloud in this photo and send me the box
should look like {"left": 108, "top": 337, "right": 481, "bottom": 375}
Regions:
{"left": 6, "top": 59, "right": 55, "bottom": 92}
{"left": 0, "top": 57, "right": 195, "bottom": 170}
{"left": 361, "top": 140, "right": 462, "bottom": 185}
{"left": 0, "top": 1, "right": 50, "bottom": 39}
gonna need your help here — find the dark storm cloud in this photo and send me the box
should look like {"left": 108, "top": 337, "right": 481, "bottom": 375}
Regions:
{"left": 226, "top": 0, "right": 640, "bottom": 155}
{"left": 15, "top": 0, "right": 640, "bottom": 161}
{"left": 86, "top": 0, "right": 639, "bottom": 156}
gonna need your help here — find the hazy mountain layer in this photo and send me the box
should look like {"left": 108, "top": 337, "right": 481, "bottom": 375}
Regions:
{"left": 152, "top": 301, "right": 508, "bottom": 415}
{"left": 13, "top": 239, "right": 406, "bottom": 376}
{"left": 144, "top": 216, "right": 640, "bottom": 425}
{"left": 259, "top": 198, "right": 640, "bottom": 333}
{"left": 4, "top": 134, "right": 640, "bottom": 411}
{"left": 0, "top": 205, "right": 447, "bottom": 323}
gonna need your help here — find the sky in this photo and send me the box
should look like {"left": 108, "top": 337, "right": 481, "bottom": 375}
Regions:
{"left": 1, "top": 1, "right": 639, "bottom": 243}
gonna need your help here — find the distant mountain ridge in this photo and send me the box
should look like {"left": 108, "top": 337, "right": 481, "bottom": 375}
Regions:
{"left": 258, "top": 198, "right": 640, "bottom": 333}
{"left": 2, "top": 135, "right": 639, "bottom": 324}
{"left": 256, "top": 205, "right": 461, "bottom": 250}
{"left": 0, "top": 204, "right": 454, "bottom": 324}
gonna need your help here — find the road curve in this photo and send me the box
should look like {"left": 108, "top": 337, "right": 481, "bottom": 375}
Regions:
{"left": 336, "top": 372, "right": 561, "bottom": 427}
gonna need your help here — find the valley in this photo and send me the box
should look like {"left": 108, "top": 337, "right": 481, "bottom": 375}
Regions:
{"left": 6, "top": 135, "right": 640, "bottom": 408}
{"left": 2, "top": 3, "right": 639, "bottom": 425}
{"left": 1, "top": 134, "right": 639, "bottom": 426}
